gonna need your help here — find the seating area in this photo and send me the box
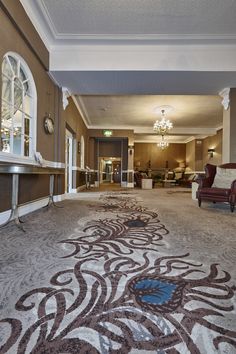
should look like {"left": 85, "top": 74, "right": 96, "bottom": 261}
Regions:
{"left": 134, "top": 169, "right": 198, "bottom": 189}
{"left": 196, "top": 163, "right": 236, "bottom": 212}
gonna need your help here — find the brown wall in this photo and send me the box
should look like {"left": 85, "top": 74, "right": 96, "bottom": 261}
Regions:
{"left": 88, "top": 130, "right": 133, "bottom": 170}
{"left": 62, "top": 97, "right": 88, "bottom": 166}
{"left": 186, "top": 140, "right": 196, "bottom": 170}
{"left": 88, "top": 129, "right": 134, "bottom": 144}
{"left": 230, "top": 89, "right": 236, "bottom": 162}
{"left": 89, "top": 138, "right": 128, "bottom": 172}
{"left": 0, "top": 5, "right": 59, "bottom": 163}
{"left": 202, "top": 129, "right": 222, "bottom": 166}
{"left": 0, "top": 0, "right": 49, "bottom": 70}
{"left": 0, "top": 4, "right": 88, "bottom": 211}
{"left": 186, "top": 131, "right": 222, "bottom": 171}
{"left": 134, "top": 143, "right": 186, "bottom": 171}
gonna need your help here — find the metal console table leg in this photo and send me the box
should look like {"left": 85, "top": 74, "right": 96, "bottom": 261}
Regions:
{"left": 0, "top": 173, "right": 25, "bottom": 231}
{"left": 45, "top": 174, "right": 63, "bottom": 208}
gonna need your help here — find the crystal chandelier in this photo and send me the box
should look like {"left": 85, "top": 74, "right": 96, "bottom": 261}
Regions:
{"left": 157, "top": 135, "right": 169, "bottom": 150}
{"left": 153, "top": 109, "right": 173, "bottom": 135}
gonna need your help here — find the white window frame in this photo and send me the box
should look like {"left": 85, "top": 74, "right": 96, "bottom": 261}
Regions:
{"left": 0, "top": 51, "right": 37, "bottom": 164}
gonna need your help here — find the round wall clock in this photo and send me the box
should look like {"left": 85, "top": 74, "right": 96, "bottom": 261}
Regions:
{"left": 44, "top": 114, "right": 54, "bottom": 134}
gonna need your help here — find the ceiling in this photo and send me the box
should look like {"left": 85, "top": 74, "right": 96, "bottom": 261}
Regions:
{"left": 20, "top": 0, "right": 236, "bottom": 143}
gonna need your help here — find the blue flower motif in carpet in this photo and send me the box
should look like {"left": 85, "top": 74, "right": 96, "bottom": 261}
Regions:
{"left": 128, "top": 276, "right": 186, "bottom": 313}
{"left": 123, "top": 218, "right": 147, "bottom": 228}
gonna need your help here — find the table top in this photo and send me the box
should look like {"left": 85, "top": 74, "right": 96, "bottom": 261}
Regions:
{"left": 0, "top": 164, "right": 64, "bottom": 175}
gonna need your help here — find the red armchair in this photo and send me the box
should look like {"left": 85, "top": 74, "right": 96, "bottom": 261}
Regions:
{"left": 196, "top": 163, "right": 236, "bottom": 212}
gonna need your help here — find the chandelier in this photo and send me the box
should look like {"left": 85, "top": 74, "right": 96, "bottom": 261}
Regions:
{"left": 157, "top": 135, "right": 169, "bottom": 150}
{"left": 153, "top": 109, "right": 173, "bottom": 135}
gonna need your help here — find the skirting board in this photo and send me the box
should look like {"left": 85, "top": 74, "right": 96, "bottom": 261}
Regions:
{"left": 0, "top": 194, "right": 65, "bottom": 224}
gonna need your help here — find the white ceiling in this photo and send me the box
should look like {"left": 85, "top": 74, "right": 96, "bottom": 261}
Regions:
{"left": 20, "top": 0, "right": 236, "bottom": 142}
{"left": 21, "top": 0, "right": 236, "bottom": 44}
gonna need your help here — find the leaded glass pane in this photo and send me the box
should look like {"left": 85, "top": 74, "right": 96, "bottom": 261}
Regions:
{"left": 1, "top": 128, "right": 11, "bottom": 153}
{"left": 24, "top": 135, "right": 30, "bottom": 156}
{"left": 24, "top": 118, "right": 30, "bottom": 136}
{"left": 1, "top": 54, "right": 35, "bottom": 157}
{"left": 20, "top": 67, "right": 29, "bottom": 94}
{"left": 8, "top": 56, "right": 17, "bottom": 76}
{"left": 13, "top": 127, "right": 22, "bottom": 155}
{"left": 14, "top": 78, "right": 23, "bottom": 111}
{"left": 2, "top": 75, "right": 12, "bottom": 103}
{"left": 2, "top": 57, "right": 13, "bottom": 78}
{"left": 1, "top": 100, "right": 13, "bottom": 125}
{"left": 24, "top": 95, "right": 32, "bottom": 117}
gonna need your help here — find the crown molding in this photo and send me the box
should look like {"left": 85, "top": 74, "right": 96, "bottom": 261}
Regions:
{"left": 19, "top": 0, "right": 52, "bottom": 50}
{"left": 16, "top": 2, "right": 236, "bottom": 47}
{"left": 71, "top": 96, "right": 89, "bottom": 128}
{"left": 51, "top": 33, "right": 236, "bottom": 46}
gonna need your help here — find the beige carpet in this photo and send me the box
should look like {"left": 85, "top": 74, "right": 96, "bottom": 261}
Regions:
{"left": 0, "top": 188, "right": 236, "bottom": 353}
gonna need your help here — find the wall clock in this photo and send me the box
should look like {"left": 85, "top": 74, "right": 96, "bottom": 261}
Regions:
{"left": 44, "top": 114, "right": 54, "bottom": 134}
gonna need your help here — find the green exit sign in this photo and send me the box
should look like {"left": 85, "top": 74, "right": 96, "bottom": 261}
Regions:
{"left": 103, "top": 130, "right": 113, "bottom": 137}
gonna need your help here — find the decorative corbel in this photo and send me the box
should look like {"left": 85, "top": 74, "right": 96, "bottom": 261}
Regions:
{"left": 62, "top": 87, "right": 71, "bottom": 110}
{"left": 219, "top": 87, "right": 230, "bottom": 110}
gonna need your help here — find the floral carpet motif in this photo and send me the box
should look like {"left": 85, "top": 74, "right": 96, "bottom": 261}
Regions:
{"left": 0, "top": 193, "right": 236, "bottom": 353}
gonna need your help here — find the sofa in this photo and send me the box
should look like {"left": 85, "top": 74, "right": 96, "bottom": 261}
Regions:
{"left": 196, "top": 163, "right": 236, "bottom": 212}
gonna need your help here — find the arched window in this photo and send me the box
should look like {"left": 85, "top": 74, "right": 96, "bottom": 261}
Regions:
{"left": 1, "top": 52, "right": 37, "bottom": 157}
{"left": 80, "top": 135, "right": 85, "bottom": 169}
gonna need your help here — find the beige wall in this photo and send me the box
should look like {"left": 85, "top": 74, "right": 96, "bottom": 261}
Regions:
{"left": 186, "top": 130, "right": 222, "bottom": 171}
{"left": 202, "top": 129, "right": 222, "bottom": 166}
{"left": 134, "top": 143, "right": 186, "bottom": 171}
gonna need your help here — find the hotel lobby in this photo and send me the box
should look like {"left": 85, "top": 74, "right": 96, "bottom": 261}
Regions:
{"left": 0, "top": 1, "right": 236, "bottom": 353}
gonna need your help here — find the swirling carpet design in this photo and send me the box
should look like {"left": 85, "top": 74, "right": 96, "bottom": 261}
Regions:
{"left": 0, "top": 191, "right": 236, "bottom": 353}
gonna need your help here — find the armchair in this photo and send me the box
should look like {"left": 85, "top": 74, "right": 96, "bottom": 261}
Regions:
{"left": 196, "top": 163, "right": 236, "bottom": 212}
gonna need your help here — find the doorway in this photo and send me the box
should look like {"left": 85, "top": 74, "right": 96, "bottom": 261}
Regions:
{"left": 99, "top": 157, "right": 121, "bottom": 185}
{"left": 65, "top": 129, "right": 73, "bottom": 193}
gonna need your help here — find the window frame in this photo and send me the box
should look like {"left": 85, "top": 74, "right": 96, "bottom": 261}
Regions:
{"left": 0, "top": 52, "right": 37, "bottom": 164}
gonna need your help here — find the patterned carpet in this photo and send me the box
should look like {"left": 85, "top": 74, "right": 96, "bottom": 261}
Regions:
{"left": 0, "top": 189, "right": 236, "bottom": 353}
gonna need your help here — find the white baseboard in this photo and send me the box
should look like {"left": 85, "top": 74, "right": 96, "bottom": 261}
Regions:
{"left": 0, "top": 194, "right": 65, "bottom": 224}
{"left": 70, "top": 185, "right": 87, "bottom": 193}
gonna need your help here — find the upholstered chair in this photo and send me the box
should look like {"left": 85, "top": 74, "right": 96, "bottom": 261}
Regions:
{"left": 196, "top": 163, "right": 236, "bottom": 212}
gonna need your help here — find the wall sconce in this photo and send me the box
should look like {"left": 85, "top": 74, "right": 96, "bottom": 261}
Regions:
{"left": 128, "top": 145, "right": 134, "bottom": 155}
{"left": 78, "top": 141, "right": 81, "bottom": 154}
{"left": 208, "top": 148, "right": 215, "bottom": 158}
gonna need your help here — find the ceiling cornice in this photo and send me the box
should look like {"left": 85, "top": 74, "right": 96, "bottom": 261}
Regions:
{"left": 19, "top": 0, "right": 236, "bottom": 49}
{"left": 71, "top": 96, "right": 89, "bottom": 129}
{"left": 19, "top": 0, "right": 52, "bottom": 50}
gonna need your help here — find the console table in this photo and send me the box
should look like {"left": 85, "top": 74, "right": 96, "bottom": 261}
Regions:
{"left": 0, "top": 164, "right": 64, "bottom": 231}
